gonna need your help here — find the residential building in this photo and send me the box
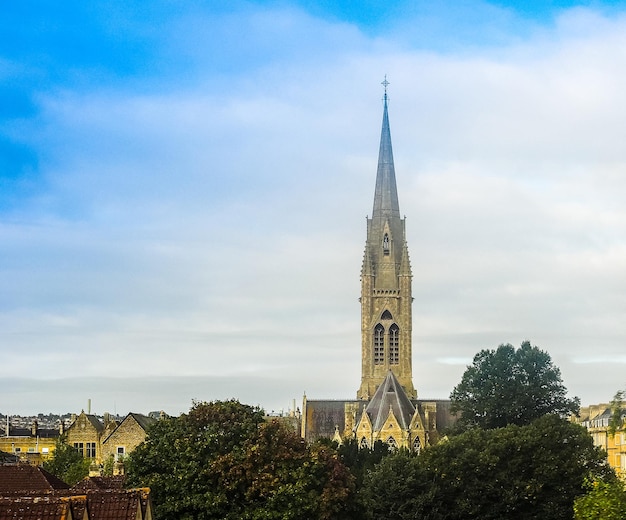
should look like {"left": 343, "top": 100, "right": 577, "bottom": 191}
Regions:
{"left": 575, "top": 403, "right": 626, "bottom": 479}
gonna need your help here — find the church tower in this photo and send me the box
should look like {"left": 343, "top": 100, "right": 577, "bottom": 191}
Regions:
{"left": 358, "top": 81, "right": 416, "bottom": 400}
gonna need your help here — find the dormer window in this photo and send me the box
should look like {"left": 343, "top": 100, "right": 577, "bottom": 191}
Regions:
{"left": 383, "top": 233, "right": 390, "bottom": 255}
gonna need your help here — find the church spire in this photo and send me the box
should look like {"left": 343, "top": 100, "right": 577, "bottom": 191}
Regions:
{"left": 372, "top": 77, "right": 400, "bottom": 222}
{"left": 358, "top": 79, "right": 416, "bottom": 401}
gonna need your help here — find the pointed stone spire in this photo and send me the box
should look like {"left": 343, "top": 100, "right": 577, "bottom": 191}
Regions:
{"left": 372, "top": 81, "right": 400, "bottom": 223}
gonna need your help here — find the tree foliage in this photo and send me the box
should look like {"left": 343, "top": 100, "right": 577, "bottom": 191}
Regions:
{"left": 574, "top": 479, "right": 626, "bottom": 520}
{"left": 336, "top": 437, "right": 389, "bottom": 488}
{"left": 43, "top": 435, "right": 90, "bottom": 486}
{"left": 608, "top": 389, "right": 625, "bottom": 437}
{"left": 450, "top": 341, "right": 580, "bottom": 430}
{"left": 361, "top": 415, "right": 613, "bottom": 520}
{"left": 125, "top": 400, "right": 355, "bottom": 520}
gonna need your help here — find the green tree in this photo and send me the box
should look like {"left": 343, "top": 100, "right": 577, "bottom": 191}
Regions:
{"left": 574, "top": 479, "right": 626, "bottom": 520}
{"left": 359, "top": 450, "right": 433, "bottom": 520}
{"left": 361, "top": 415, "right": 613, "bottom": 520}
{"left": 336, "top": 437, "right": 389, "bottom": 488}
{"left": 43, "top": 435, "right": 90, "bottom": 486}
{"left": 126, "top": 400, "right": 355, "bottom": 520}
{"left": 450, "top": 341, "right": 580, "bottom": 430}
{"left": 608, "top": 389, "right": 625, "bottom": 436}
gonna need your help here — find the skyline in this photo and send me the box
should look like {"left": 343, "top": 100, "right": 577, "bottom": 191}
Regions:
{"left": 2, "top": 1, "right": 626, "bottom": 415}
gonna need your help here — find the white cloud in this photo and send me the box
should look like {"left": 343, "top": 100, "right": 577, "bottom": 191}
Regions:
{"left": 3, "top": 5, "right": 626, "bottom": 413}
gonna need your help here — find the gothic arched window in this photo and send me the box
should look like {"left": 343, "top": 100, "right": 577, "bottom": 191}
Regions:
{"left": 373, "top": 324, "right": 384, "bottom": 365}
{"left": 381, "top": 310, "right": 393, "bottom": 320}
{"left": 383, "top": 233, "right": 390, "bottom": 254}
{"left": 413, "top": 436, "right": 421, "bottom": 454}
{"left": 389, "top": 323, "right": 399, "bottom": 365}
{"left": 386, "top": 436, "right": 398, "bottom": 451}
{"left": 360, "top": 437, "right": 369, "bottom": 450}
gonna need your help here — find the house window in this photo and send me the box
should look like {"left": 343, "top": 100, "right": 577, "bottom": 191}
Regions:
{"left": 74, "top": 443, "right": 84, "bottom": 456}
{"left": 14, "top": 447, "right": 21, "bottom": 453}
{"left": 86, "top": 442, "right": 97, "bottom": 458}
{"left": 413, "top": 436, "right": 421, "bottom": 454}
{"left": 373, "top": 324, "right": 384, "bottom": 365}
{"left": 28, "top": 447, "right": 35, "bottom": 453}
{"left": 116, "top": 446, "right": 125, "bottom": 461}
{"left": 389, "top": 324, "right": 399, "bottom": 365}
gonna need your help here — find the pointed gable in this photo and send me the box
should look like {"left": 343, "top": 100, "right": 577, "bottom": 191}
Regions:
{"left": 364, "top": 370, "right": 416, "bottom": 431}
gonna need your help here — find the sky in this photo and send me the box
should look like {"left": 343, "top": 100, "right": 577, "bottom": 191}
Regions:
{"left": 2, "top": 0, "right": 626, "bottom": 416}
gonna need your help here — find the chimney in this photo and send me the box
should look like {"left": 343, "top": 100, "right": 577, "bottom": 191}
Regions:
{"left": 31, "top": 420, "right": 38, "bottom": 437}
{"left": 59, "top": 419, "right": 64, "bottom": 435}
{"left": 88, "top": 399, "right": 91, "bottom": 414}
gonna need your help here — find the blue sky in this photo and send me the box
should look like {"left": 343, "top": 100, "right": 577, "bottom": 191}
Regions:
{"left": 3, "top": 1, "right": 626, "bottom": 415}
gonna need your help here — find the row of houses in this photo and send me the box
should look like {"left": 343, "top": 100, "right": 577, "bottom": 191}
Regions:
{"left": 0, "top": 411, "right": 159, "bottom": 468}
{"left": 573, "top": 403, "right": 626, "bottom": 480}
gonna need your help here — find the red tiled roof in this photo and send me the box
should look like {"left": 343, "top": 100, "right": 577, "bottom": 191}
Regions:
{"left": 0, "top": 465, "right": 70, "bottom": 492}
{"left": 86, "top": 490, "right": 141, "bottom": 520}
{"left": 70, "top": 476, "right": 125, "bottom": 492}
{"left": 0, "top": 487, "right": 151, "bottom": 520}
{"left": 0, "top": 496, "right": 74, "bottom": 520}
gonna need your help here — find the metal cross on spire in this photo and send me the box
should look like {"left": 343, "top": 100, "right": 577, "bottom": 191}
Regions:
{"left": 381, "top": 75, "right": 390, "bottom": 105}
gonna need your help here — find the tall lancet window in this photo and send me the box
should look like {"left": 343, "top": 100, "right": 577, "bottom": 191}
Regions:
{"left": 389, "top": 324, "right": 399, "bottom": 365}
{"left": 383, "top": 233, "right": 390, "bottom": 255}
{"left": 373, "top": 324, "right": 384, "bottom": 365}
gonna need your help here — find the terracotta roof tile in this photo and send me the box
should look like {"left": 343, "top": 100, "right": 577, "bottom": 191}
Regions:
{"left": 0, "top": 496, "right": 72, "bottom": 520}
{"left": 0, "top": 465, "right": 69, "bottom": 492}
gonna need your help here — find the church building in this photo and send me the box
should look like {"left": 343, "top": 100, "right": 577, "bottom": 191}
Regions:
{"left": 301, "top": 82, "right": 453, "bottom": 449}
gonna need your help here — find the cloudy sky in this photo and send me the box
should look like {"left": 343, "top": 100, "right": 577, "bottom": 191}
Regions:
{"left": 2, "top": 0, "right": 626, "bottom": 416}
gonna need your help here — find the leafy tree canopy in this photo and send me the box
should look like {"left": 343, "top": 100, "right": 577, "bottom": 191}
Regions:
{"left": 125, "top": 399, "right": 355, "bottom": 520}
{"left": 43, "top": 435, "right": 90, "bottom": 486}
{"left": 450, "top": 340, "right": 580, "bottom": 429}
{"left": 574, "top": 479, "right": 626, "bottom": 520}
{"left": 361, "top": 415, "right": 614, "bottom": 520}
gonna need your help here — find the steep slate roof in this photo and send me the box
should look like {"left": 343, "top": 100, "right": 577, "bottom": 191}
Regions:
{"left": 128, "top": 413, "right": 156, "bottom": 432}
{"left": 0, "top": 465, "right": 70, "bottom": 492}
{"left": 0, "top": 450, "right": 20, "bottom": 464}
{"left": 84, "top": 414, "right": 105, "bottom": 433}
{"left": 364, "top": 370, "right": 416, "bottom": 431}
{"left": 101, "top": 413, "right": 156, "bottom": 445}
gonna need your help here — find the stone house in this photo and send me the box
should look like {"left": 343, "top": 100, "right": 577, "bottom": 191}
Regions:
{"left": 101, "top": 413, "right": 156, "bottom": 465}
{"left": 65, "top": 412, "right": 118, "bottom": 464}
{"left": 574, "top": 403, "right": 626, "bottom": 479}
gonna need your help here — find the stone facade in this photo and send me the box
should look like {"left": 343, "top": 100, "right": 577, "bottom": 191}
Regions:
{"left": 101, "top": 413, "right": 156, "bottom": 464}
{"left": 574, "top": 403, "right": 626, "bottom": 480}
{"left": 0, "top": 421, "right": 59, "bottom": 465}
{"left": 65, "top": 411, "right": 113, "bottom": 464}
